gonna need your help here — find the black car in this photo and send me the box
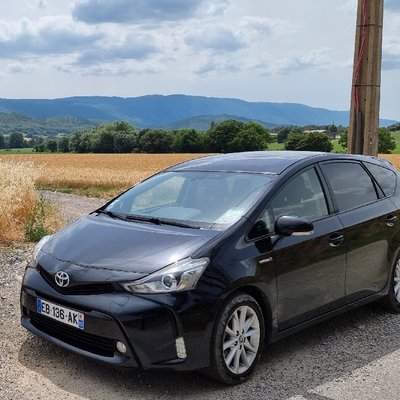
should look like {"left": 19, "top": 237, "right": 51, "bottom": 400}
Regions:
{"left": 20, "top": 151, "right": 400, "bottom": 384}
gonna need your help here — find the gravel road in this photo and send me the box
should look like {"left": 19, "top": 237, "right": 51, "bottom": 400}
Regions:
{"left": 1, "top": 191, "right": 400, "bottom": 400}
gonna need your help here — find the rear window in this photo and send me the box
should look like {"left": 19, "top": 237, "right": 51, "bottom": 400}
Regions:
{"left": 364, "top": 162, "right": 397, "bottom": 197}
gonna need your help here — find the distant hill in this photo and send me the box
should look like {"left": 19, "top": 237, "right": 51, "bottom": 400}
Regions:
{"left": 165, "top": 114, "right": 281, "bottom": 131}
{"left": 0, "top": 112, "right": 99, "bottom": 135}
{"left": 0, "top": 95, "right": 396, "bottom": 133}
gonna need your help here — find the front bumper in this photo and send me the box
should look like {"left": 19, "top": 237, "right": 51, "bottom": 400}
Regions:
{"left": 20, "top": 265, "right": 218, "bottom": 371}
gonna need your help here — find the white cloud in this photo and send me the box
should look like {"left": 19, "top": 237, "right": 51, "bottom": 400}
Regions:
{"left": 0, "top": 16, "right": 103, "bottom": 58}
{"left": 185, "top": 27, "right": 244, "bottom": 52}
{"left": 6, "top": 62, "right": 32, "bottom": 73}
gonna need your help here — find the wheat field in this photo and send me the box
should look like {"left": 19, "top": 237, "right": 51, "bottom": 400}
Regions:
{"left": 0, "top": 153, "right": 208, "bottom": 198}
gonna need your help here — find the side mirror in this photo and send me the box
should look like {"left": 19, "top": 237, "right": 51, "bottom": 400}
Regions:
{"left": 275, "top": 216, "right": 314, "bottom": 237}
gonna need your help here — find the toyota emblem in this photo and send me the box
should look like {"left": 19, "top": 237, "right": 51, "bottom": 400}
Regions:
{"left": 54, "top": 271, "right": 70, "bottom": 288}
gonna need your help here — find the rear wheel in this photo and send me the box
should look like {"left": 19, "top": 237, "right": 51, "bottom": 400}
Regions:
{"left": 382, "top": 258, "right": 400, "bottom": 313}
{"left": 207, "top": 293, "right": 265, "bottom": 384}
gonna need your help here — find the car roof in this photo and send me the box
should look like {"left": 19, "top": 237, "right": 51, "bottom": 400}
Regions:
{"left": 167, "top": 151, "right": 323, "bottom": 175}
{"left": 166, "top": 151, "right": 394, "bottom": 175}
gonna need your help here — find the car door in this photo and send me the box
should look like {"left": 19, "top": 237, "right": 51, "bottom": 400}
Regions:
{"left": 250, "top": 166, "right": 347, "bottom": 330}
{"left": 319, "top": 161, "right": 399, "bottom": 300}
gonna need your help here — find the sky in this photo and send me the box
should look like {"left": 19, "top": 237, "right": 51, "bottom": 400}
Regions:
{"left": 0, "top": 0, "right": 399, "bottom": 120}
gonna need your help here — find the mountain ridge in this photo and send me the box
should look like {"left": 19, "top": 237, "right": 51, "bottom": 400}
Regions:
{"left": 0, "top": 95, "right": 396, "bottom": 133}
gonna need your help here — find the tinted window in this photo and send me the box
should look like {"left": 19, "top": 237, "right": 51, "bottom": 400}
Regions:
{"left": 251, "top": 168, "right": 328, "bottom": 237}
{"left": 270, "top": 168, "right": 328, "bottom": 221}
{"left": 364, "top": 162, "right": 397, "bottom": 197}
{"left": 321, "top": 162, "right": 378, "bottom": 212}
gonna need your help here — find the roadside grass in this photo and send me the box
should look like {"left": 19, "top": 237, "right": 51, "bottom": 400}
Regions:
{"left": 0, "top": 159, "right": 62, "bottom": 245}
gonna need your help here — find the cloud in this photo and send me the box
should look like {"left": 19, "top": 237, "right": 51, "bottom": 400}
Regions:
{"left": 6, "top": 62, "right": 32, "bottom": 73}
{"left": 74, "top": 34, "right": 159, "bottom": 64}
{"left": 57, "top": 62, "right": 159, "bottom": 77}
{"left": 36, "top": 0, "right": 47, "bottom": 9}
{"left": 72, "top": 0, "right": 228, "bottom": 24}
{"left": 0, "top": 17, "right": 103, "bottom": 58}
{"left": 185, "top": 27, "right": 244, "bottom": 52}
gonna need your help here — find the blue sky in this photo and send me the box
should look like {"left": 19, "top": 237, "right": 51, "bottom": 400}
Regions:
{"left": 0, "top": 0, "right": 399, "bottom": 120}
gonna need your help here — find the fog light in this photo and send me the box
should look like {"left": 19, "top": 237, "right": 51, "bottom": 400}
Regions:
{"left": 116, "top": 341, "right": 127, "bottom": 354}
{"left": 175, "top": 336, "right": 187, "bottom": 359}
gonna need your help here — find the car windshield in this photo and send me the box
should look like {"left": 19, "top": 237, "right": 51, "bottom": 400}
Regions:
{"left": 105, "top": 171, "right": 273, "bottom": 229}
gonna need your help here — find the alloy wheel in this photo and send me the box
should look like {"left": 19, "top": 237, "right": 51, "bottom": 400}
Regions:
{"left": 394, "top": 260, "right": 400, "bottom": 303}
{"left": 223, "top": 305, "right": 260, "bottom": 375}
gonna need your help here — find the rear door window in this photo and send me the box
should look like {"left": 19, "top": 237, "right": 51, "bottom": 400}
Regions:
{"left": 320, "top": 162, "right": 378, "bottom": 212}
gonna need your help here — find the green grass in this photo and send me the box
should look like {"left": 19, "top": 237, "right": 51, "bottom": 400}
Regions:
{"left": 331, "top": 139, "right": 346, "bottom": 153}
{"left": 389, "top": 131, "right": 400, "bottom": 154}
{"left": 0, "top": 148, "right": 34, "bottom": 154}
{"left": 267, "top": 142, "right": 285, "bottom": 151}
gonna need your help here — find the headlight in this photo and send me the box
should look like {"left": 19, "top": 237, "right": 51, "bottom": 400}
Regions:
{"left": 122, "top": 257, "right": 209, "bottom": 294}
{"left": 32, "top": 235, "right": 52, "bottom": 263}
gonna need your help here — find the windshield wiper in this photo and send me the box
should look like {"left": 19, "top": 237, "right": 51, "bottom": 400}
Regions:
{"left": 95, "top": 209, "right": 126, "bottom": 221}
{"left": 125, "top": 214, "right": 200, "bottom": 229}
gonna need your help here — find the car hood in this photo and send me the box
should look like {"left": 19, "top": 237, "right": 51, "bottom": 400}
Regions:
{"left": 40, "top": 214, "right": 219, "bottom": 278}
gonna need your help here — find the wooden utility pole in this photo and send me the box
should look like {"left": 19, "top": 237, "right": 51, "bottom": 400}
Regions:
{"left": 348, "top": 0, "right": 384, "bottom": 155}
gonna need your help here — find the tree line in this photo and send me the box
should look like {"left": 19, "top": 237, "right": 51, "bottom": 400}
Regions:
{"left": 1, "top": 120, "right": 397, "bottom": 154}
{"left": 31, "top": 120, "right": 274, "bottom": 153}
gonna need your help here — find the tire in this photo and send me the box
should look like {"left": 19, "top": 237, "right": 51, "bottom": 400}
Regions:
{"left": 206, "top": 293, "right": 265, "bottom": 385}
{"left": 382, "top": 258, "right": 400, "bottom": 313}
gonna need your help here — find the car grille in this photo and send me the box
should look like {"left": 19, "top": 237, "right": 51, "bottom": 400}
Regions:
{"left": 30, "top": 311, "right": 116, "bottom": 357}
{"left": 39, "top": 267, "right": 117, "bottom": 295}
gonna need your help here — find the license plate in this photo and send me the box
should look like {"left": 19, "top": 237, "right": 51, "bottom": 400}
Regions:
{"left": 37, "top": 298, "right": 84, "bottom": 330}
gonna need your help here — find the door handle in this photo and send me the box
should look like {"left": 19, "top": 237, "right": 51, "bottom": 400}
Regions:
{"left": 386, "top": 215, "right": 398, "bottom": 227}
{"left": 329, "top": 233, "right": 344, "bottom": 247}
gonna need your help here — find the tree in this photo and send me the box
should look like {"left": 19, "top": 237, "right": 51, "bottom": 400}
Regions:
{"left": 139, "top": 129, "right": 174, "bottom": 153}
{"left": 114, "top": 134, "right": 136, "bottom": 153}
{"left": 205, "top": 119, "right": 244, "bottom": 153}
{"left": 46, "top": 139, "right": 58, "bottom": 152}
{"left": 229, "top": 122, "right": 272, "bottom": 152}
{"left": 277, "top": 127, "right": 291, "bottom": 143}
{"left": 378, "top": 128, "right": 396, "bottom": 153}
{"left": 9, "top": 132, "right": 24, "bottom": 148}
{"left": 327, "top": 123, "right": 339, "bottom": 139}
{"left": 0, "top": 133, "right": 5, "bottom": 149}
{"left": 57, "top": 136, "right": 70, "bottom": 152}
{"left": 285, "top": 132, "right": 333, "bottom": 152}
{"left": 339, "top": 128, "right": 396, "bottom": 154}
{"left": 69, "top": 131, "right": 89, "bottom": 153}
{"left": 205, "top": 120, "right": 271, "bottom": 153}
{"left": 91, "top": 131, "right": 115, "bottom": 153}
{"left": 173, "top": 129, "right": 204, "bottom": 153}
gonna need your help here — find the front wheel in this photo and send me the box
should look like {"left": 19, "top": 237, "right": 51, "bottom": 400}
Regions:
{"left": 207, "top": 293, "right": 265, "bottom": 384}
{"left": 382, "top": 258, "right": 400, "bottom": 313}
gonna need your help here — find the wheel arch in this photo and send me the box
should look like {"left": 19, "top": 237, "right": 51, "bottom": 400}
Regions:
{"left": 219, "top": 284, "right": 273, "bottom": 343}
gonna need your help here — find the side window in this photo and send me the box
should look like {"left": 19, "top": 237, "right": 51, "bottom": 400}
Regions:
{"left": 249, "top": 168, "right": 328, "bottom": 238}
{"left": 364, "top": 162, "right": 397, "bottom": 197}
{"left": 270, "top": 168, "right": 328, "bottom": 222}
{"left": 321, "top": 162, "right": 378, "bottom": 212}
